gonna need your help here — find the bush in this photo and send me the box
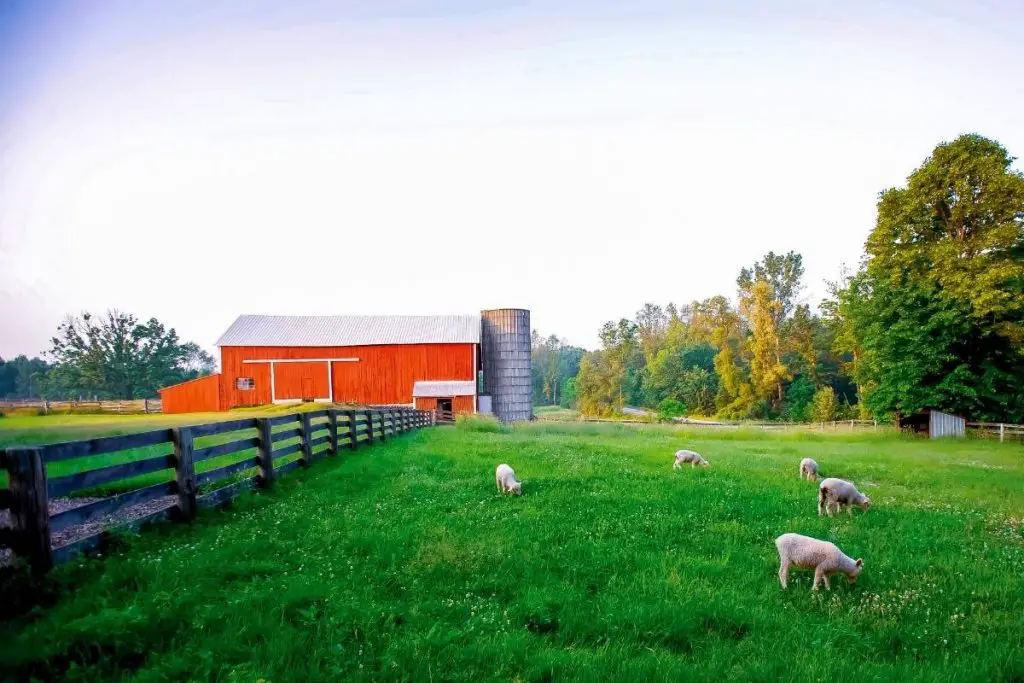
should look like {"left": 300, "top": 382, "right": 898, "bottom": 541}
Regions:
{"left": 2, "top": 407, "right": 45, "bottom": 417}
{"left": 658, "top": 398, "right": 686, "bottom": 420}
{"left": 811, "top": 387, "right": 838, "bottom": 423}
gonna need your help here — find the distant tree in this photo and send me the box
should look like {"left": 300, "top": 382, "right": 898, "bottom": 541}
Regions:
{"left": 784, "top": 375, "right": 816, "bottom": 422}
{"left": 0, "top": 355, "right": 50, "bottom": 398}
{"left": 738, "top": 251, "right": 805, "bottom": 326}
{"left": 180, "top": 342, "right": 217, "bottom": 377}
{"left": 45, "top": 310, "right": 215, "bottom": 399}
{"left": 576, "top": 350, "right": 623, "bottom": 417}
{"left": 742, "top": 279, "right": 789, "bottom": 409}
{"left": 531, "top": 332, "right": 584, "bottom": 406}
{"left": 811, "top": 386, "right": 838, "bottom": 423}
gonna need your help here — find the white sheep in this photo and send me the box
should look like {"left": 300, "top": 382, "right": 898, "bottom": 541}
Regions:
{"left": 673, "top": 449, "right": 709, "bottom": 469}
{"left": 818, "top": 477, "right": 871, "bottom": 516}
{"left": 775, "top": 533, "right": 863, "bottom": 591}
{"left": 799, "top": 458, "right": 819, "bottom": 482}
{"left": 495, "top": 463, "right": 522, "bottom": 495}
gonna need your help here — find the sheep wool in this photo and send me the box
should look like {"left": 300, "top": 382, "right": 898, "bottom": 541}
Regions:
{"left": 495, "top": 464, "right": 522, "bottom": 495}
{"left": 775, "top": 533, "right": 863, "bottom": 591}
{"left": 818, "top": 477, "right": 871, "bottom": 516}
{"left": 799, "top": 458, "right": 820, "bottom": 482}
{"left": 673, "top": 450, "right": 709, "bottom": 469}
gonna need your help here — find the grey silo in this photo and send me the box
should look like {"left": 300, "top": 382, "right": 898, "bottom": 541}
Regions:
{"left": 481, "top": 308, "right": 533, "bottom": 422}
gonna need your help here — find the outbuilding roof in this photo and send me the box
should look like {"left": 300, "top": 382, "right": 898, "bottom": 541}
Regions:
{"left": 216, "top": 314, "right": 480, "bottom": 347}
{"left": 413, "top": 380, "right": 477, "bottom": 397}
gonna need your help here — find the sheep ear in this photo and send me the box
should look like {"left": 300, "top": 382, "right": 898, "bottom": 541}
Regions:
{"left": 855, "top": 558, "right": 863, "bottom": 567}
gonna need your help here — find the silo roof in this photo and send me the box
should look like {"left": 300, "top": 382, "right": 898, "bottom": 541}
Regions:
{"left": 216, "top": 314, "right": 480, "bottom": 347}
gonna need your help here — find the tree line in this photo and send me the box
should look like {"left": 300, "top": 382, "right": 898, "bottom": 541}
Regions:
{"left": 0, "top": 311, "right": 216, "bottom": 400}
{"left": 542, "top": 134, "right": 1024, "bottom": 423}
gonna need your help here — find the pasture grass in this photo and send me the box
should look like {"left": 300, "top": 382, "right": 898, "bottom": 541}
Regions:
{"left": 0, "top": 404, "right": 359, "bottom": 493}
{"left": 1, "top": 421, "right": 1022, "bottom": 681}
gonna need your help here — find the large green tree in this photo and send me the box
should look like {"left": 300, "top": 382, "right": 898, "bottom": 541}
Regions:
{"left": 45, "top": 311, "right": 216, "bottom": 399}
{"left": 845, "top": 134, "right": 1024, "bottom": 421}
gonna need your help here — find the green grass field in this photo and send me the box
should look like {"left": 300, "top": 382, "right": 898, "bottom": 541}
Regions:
{"left": 0, "top": 405, "right": 338, "bottom": 495}
{"left": 1, "top": 419, "right": 1023, "bottom": 681}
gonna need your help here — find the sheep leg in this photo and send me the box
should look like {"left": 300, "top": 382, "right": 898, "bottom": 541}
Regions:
{"left": 778, "top": 562, "right": 790, "bottom": 589}
{"left": 812, "top": 567, "right": 824, "bottom": 591}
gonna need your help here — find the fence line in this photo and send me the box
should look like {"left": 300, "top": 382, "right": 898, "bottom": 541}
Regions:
{"left": 967, "top": 422, "right": 1024, "bottom": 443}
{"left": 0, "top": 399, "right": 163, "bottom": 415}
{"left": 1, "top": 406, "right": 432, "bottom": 574}
{"left": 576, "top": 417, "right": 881, "bottom": 431}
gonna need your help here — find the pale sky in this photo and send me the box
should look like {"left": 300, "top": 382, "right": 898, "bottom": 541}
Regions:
{"left": 2, "top": 0, "right": 1022, "bottom": 360}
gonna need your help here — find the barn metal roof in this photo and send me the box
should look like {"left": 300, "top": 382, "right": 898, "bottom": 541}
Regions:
{"left": 413, "top": 380, "right": 477, "bottom": 397}
{"left": 216, "top": 314, "right": 481, "bottom": 347}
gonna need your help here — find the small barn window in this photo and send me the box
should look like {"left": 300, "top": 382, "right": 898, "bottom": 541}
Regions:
{"left": 236, "top": 377, "right": 255, "bottom": 390}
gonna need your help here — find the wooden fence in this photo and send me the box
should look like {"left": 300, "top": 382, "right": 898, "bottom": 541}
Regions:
{"left": 0, "top": 399, "right": 162, "bottom": 415}
{"left": 967, "top": 422, "right": 1024, "bottom": 443}
{"left": 0, "top": 406, "right": 431, "bottom": 574}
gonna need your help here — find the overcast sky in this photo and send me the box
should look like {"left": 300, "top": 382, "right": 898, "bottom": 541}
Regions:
{"left": 2, "top": 0, "right": 1022, "bottom": 359}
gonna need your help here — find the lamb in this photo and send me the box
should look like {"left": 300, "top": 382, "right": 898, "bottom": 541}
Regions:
{"left": 495, "top": 463, "right": 522, "bottom": 495}
{"left": 673, "top": 450, "right": 709, "bottom": 469}
{"left": 799, "top": 458, "right": 819, "bottom": 482}
{"left": 818, "top": 477, "right": 871, "bottom": 516}
{"left": 775, "top": 533, "right": 863, "bottom": 590}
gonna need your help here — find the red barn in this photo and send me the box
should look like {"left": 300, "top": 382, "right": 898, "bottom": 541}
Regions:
{"left": 159, "top": 314, "right": 481, "bottom": 414}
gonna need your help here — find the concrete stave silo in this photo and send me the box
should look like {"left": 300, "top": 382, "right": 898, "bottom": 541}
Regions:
{"left": 481, "top": 308, "right": 532, "bottom": 422}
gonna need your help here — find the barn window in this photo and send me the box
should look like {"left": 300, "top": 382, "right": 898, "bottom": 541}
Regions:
{"left": 236, "top": 377, "right": 255, "bottom": 390}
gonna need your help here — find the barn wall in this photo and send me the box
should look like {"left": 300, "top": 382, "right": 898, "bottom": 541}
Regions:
{"left": 219, "top": 344, "right": 475, "bottom": 408}
{"left": 454, "top": 395, "right": 474, "bottom": 413}
{"left": 413, "top": 395, "right": 475, "bottom": 413}
{"left": 159, "top": 374, "right": 223, "bottom": 414}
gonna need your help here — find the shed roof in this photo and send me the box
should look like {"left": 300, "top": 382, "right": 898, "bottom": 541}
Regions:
{"left": 413, "top": 380, "right": 477, "bottom": 397}
{"left": 216, "top": 314, "right": 480, "bottom": 347}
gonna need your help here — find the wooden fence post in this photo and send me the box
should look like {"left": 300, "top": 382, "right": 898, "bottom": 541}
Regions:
{"left": 365, "top": 410, "right": 376, "bottom": 443}
{"left": 299, "top": 412, "right": 314, "bottom": 465}
{"left": 1000, "top": 423, "right": 1005, "bottom": 443}
{"left": 5, "top": 447, "right": 52, "bottom": 575}
{"left": 328, "top": 410, "right": 339, "bottom": 455}
{"left": 170, "top": 427, "right": 197, "bottom": 521}
{"left": 346, "top": 410, "right": 359, "bottom": 450}
{"left": 380, "top": 410, "right": 388, "bottom": 442}
{"left": 256, "top": 418, "right": 275, "bottom": 488}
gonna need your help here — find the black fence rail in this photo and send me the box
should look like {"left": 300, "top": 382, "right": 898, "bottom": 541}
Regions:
{"left": 0, "top": 407, "right": 432, "bottom": 574}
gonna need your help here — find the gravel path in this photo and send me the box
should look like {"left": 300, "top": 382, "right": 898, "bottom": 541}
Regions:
{"left": 0, "top": 494, "right": 177, "bottom": 568}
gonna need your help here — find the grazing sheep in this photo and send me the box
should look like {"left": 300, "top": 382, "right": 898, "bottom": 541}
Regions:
{"left": 799, "top": 458, "right": 819, "bottom": 482}
{"left": 818, "top": 477, "right": 871, "bottom": 516}
{"left": 495, "top": 463, "right": 522, "bottom": 495}
{"left": 775, "top": 533, "right": 863, "bottom": 591}
{"left": 673, "top": 450, "right": 709, "bottom": 469}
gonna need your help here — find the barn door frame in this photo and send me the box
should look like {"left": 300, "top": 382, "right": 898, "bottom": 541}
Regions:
{"left": 242, "top": 357, "right": 359, "bottom": 403}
